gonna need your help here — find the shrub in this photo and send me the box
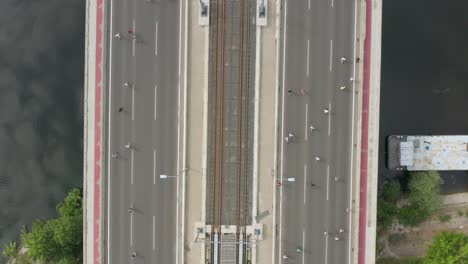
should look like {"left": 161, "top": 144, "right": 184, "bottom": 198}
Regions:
{"left": 398, "top": 205, "right": 429, "bottom": 227}
{"left": 378, "top": 198, "right": 399, "bottom": 227}
{"left": 389, "top": 233, "right": 407, "bottom": 245}
{"left": 377, "top": 180, "right": 402, "bottom": 229}
{"left": 377, "top": 257, "right": 423, "bottom": 264}
{"left": 382, "top": 180, "right": 402, "bottom": 202}
{"left": 376, "top": 238, "right": 384, "bottom": 257}
{"left": 438, "top": 214, "right": 452, "bottom": 223}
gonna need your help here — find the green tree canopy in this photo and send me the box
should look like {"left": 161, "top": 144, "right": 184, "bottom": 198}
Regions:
{"left": 21, "top": 220, "right": 59, "bottom": 262}
{"left": 377, "top": 180, "right": 402, "bottom": 228}
{"left": 3, "top": 188, "right": 83, "bottom": 264}
{"left": 382, "top": 180, "right": 401, "bottom": 203}
{"left": 424, "top": 231, "right": 468, "bottom": 264}
{"left": 408, "top": 171, "right": 442, "bottom": 214}
{"left": 1, "top": 241, "right": 19, "bottom": 259}
{"left": 53, "top": 189, "right": 83, "bottom": 258}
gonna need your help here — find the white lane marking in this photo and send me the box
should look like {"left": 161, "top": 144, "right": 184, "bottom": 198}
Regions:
{"left": 153, "top": 149, "right": 156, "bottom": 184}
{"left": 180, "top": 1, "right": 189, "bottom": 263}
{"left": 328, "top": 102, "right": 331, "bottom": 136}
{"left": 152, "top": 215, "right": 155, "bottom": 250}
{"left": 305, "top": 104, "right": 308, "bottom": 141}
{"left": 348, "top": 1, "right": 358, "bottom": 263}
{"left": 308, "top": 0, "right": 311, "bottom": 10}
{"left": 306, "top": 39, "right": 310, "bottom": 77}
{"left": 331, "top": 0, "right": 334, "bottom": 8}
{"left": 130, "top": 210, "right": 134, "bottom": 246}
{"left": 325, "top": 234, "right": 329, "bottom": 264}
{"left": 132, "top": 19, "right": 136, "bottom": 57}
{"left": 278, "top": 0, "right": 288, "bottom": 261}
{"left": 272, "top": 0, "right": 282, "bottom": 259}
{"left": 329, "top": 39, "right": 333, "bottom": 72}
{"left": 154, "top": 85, "right": 157, "bottom": 120}
{"left": 131, "top": 150, "right": 134, "bottom": 185}
{"left": 302, "top": 231, "right": 306, "bottom": 264}
{"left": 155, "top": 21, "right": 158, "bottom": 56}
{"left": 326, "top": 165, "right": 330, "bottom": 201}
{"left": 176, "top": 1, "right": 185, "bottom": 263}
{"left": 107, "top": 0, "right": 115, "bottom": 261}
{"left": 132, "top": 86, "right": 135, "bottom": 121}
{"left": 304, "top": 164, "right": 307, "bottom": 204}
{"left": 178, "top": 0, "right": 183, "bottom": 77}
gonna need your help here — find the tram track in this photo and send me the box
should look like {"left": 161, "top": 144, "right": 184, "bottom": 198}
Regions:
{"left": 207, "top": 0, "right": 255, "bottom": 262}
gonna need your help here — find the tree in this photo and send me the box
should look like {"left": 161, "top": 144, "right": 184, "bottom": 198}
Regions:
{"left": 385, "top": 171, "right": 442, "bottom": 227}
{"left": 1, "top": 241, "right": 19, "bottom": 259}
{"left": 21, "top": 220, "right": 60, "bottom": 262}
{"left": 53, "top": 189, "right": 83, "bottom": 258}
{"left": 57, "top": 189, "right": 82, "bottom": 218}
{"left": 382, "top": 180, "right": 401, "bottom": 202}
{"left": 407, "top": 171, "right": 442, "bottom": 214}
{"left": 377, "top": 180, "right": 402, "bottom": 228}
{"left": 424, "top": 231, "right": 468, "bottom": 264}
{"left": 6, "top": 189, "right": 84, "bottom": 263}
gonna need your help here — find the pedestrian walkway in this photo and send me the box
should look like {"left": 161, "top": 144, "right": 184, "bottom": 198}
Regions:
{"left": 255, "top": 0, "right": 278, "bottom": 262}
{"left": 184, "top": 0, "right": 209, "bottom": 263}
{"left": 357, "top": 0, "right": 383, "bottom": 263}
{"left": 83, "top": 0, "right": 105, "bottom": 263}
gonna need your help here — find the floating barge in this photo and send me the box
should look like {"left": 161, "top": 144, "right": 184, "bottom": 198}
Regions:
{"left": 387, "top": 135, "right": 468, "bottom": 170}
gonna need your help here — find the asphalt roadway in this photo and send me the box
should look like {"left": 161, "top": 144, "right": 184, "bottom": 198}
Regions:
{"left": 105, "top": 0, "right": 182, "bottom": 263}
{"left": 278, "top": 0, "right": 356, "bottom": 263}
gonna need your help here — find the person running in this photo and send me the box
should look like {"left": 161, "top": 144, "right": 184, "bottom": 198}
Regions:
{"left": 117, "top": 107, "right": 123, "bottom": 112}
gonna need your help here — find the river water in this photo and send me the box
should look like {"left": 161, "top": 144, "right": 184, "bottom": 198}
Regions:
{"left": 380, "top": 0, "right": 468, "bottom": 193}
{"left": 0, "top": 0, "right": 84, "bottom": 251}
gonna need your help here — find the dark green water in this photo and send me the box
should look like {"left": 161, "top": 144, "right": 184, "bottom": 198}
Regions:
{"left": 0, "top": 0, "right": 84, "bottom": 249}
{"left": 380, "top": 0, "right": 468, "bottom": 193}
